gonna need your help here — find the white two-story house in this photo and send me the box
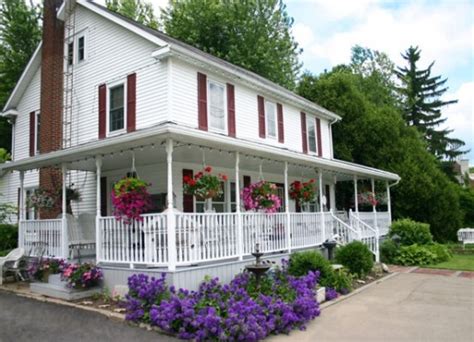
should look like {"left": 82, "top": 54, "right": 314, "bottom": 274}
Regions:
{"left": 0, "top": 0, "right": 399, "bottom": 289}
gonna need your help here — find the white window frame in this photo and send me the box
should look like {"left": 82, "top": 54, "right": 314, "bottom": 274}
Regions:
{"left": 34, "top": 111, "right": 40, "bottom": 155}
{"left": 265, "top": 100, "right": 277, "bottom": 139}
{"left": 207, "top": 79, "right": 227, "bottom": 133}
{"left": 106, "top": 79, "right": 127, "bottom": 136}
{"left": 65, "top": 29, "right": 88, "bottom": 66}
{"left": 306, "top": 115, "right": 318, "bottom": 155}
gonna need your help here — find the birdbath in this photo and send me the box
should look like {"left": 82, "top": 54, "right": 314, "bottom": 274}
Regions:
{"left": 245, "top": 243, "right": 271, "bottom": 289}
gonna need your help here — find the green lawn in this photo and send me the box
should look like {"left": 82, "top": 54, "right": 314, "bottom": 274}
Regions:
{"left": 426, "top": 254, "right": 474, "bottom": 272}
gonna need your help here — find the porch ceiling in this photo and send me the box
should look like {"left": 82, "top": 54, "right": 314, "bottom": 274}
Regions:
{"left": 0, "top": 122, "right": 400, "bottom": 182}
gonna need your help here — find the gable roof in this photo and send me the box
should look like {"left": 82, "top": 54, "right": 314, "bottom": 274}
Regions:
{"left": 3, "top": 0, "right": 341, "bottom": 122}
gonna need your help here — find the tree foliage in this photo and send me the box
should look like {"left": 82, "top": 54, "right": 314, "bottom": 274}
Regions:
{"left": 106, "top": 0, "right": 158, "bottom": 29}
{"left": 297, "top": 59, "right": 463, "bottom": 241}
{"left": 395, "top": 46, "right": 466, "bottom": 159}
{"left": 161, "top": 0, "right": 301, "bottom": 90}
{"left": 0, "top": 0, "right": 42, "bottom": 152}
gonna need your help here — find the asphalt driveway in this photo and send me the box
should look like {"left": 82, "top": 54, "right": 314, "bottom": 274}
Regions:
{"left": 0, "top": 291, "right": 177, "bottom": 342}
{"left": 271, "top": 272, "right": 474, "bottom": 342}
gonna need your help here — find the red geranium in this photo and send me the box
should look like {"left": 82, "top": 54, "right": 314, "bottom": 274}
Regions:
{"left": 289, "top": 179, "right": 316, "bottom": 205}
{"left": 183, "top": 166, "right": 227, "bottom": 200}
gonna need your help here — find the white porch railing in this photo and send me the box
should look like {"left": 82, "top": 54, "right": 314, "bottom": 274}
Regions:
{"left": 19, "top": 219, "right": 64, "bottom": 258}
{"left": 98, "top": 213, "right": 168, "bottom": 265}
{"left": 22, "top": 209, "right": 391, "bottom": 267}
{"left": 357, "top": 211, "right": 391, "bottom": 236}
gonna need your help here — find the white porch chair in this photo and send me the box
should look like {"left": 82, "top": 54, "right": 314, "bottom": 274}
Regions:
{"left": 0, "top": 248, "right": 26, "bottom": 285}
{"left": 66, "top": 213, "right": 96, "bottom": 261}
{"left": 457, "top": 228, "right": 474, "bottom": 248}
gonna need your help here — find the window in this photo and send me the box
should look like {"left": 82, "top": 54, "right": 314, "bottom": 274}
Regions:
{"left": 67, "top": 41, "right": 74, "bottom": 66}
{"left": 307, "top": 117, "right": 317, "bottom": 154}
{"left": 265, "top": 101, "right": 277, "bottom": 138}
{"left": 78, "top": 36, "right": 85, "bottom": 62}
{"left": 109, "top": 84, "right": 125, "bottom": 132}
{"left": 208, "top": 80, "right": 226, "bottom": 132}
{"left": 35, "top": 112, "right": 40, "bottom": 155}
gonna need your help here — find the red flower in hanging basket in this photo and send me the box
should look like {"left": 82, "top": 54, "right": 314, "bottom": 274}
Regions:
{"left": 183, "top": 166, "right": 227, "bottom": 200}
{"left": 111, "top": 177, "right": 152, "bottom": 224}
{"left": 289, "top": 179, "right": 316, "bottom": 205}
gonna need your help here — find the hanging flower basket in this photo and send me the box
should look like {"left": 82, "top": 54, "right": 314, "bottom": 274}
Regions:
{"left": 357, "top": 191, "right": 386, "bottom": 206}
{"left": 241, "top": 181, "right": 281, "bottom": 213}
{"left": 27, "top": 188, "right": 56, "bottom": 210}
{"left": 183, "top": 166, "right": 227, "bottom": 200}
{"left": 289, "top": 179, "right": 316, "bottom": 205}
{"left": 111, "top": 177, "right": 152, "bottom": 224}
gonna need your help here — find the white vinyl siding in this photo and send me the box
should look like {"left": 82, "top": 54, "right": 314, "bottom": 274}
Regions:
{"left": 265, "top": 101, "right": 277, "bottom": 139}
{"left": 208, "top": 80, "right": 226, "bottom": 132}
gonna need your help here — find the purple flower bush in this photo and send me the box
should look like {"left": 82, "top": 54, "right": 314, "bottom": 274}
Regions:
{"left": 125, "top": 266, "right": 321, "bottom": 341}
{"left": 325, "top": 287, "right": 338, "bottom": 301}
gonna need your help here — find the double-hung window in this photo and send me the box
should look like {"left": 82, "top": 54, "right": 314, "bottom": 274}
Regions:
{"left": 307, "top": 116, "right": 318, "bottom": 154}
{"left": 67, "top": 41, "right": 74, "bottom": 66}
{"left": 66, "top": 31, "right": 87, "bottom": 65}
{"left": 265, "top": 101, "right": 277, "bottom": 139}
{"left": 109, "top": 84, "right": 125, "bottom": 133}
{"left": 77, "top": 35, "right": 85, "bottom": 62}
{"left": 208, "top": 80, "right": 226, "bottom": 132}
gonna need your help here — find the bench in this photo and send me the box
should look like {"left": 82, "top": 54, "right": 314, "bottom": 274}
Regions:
{"left": 457, "top": 228, "right": 474, "bottom": 248}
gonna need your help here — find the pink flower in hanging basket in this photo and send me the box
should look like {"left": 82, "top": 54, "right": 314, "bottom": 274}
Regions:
{"left": 111, "top": 177, "right": 152, "bottom": 224}
{"left": 241, "top": 181, "right": 281, "bottom": 213}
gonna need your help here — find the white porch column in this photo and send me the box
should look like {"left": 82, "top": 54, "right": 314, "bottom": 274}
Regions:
{"left": 18, "top": 171, "right": 25, "bottom": 249}
{"left": 166, "top": 139, "right": 177, "bottom": 271}
{"left": 61, "top": 164, "right": 68, "bottom": 259}
{"left": 329, "top": 175, "right": 336, "bottom": 211}
{"left": 95, "top": 156, "right": 102, "bottom": 263}
{"left": 353, "top": 175, "right": 359, "bottom": 213}
{"left": 235, "top": 152, "right": 243, "bottom": 260}
{"left": 386, "top": 181, "right": 392, "bottom": 224}
{"left": 371, "top": 178, "right": 380, "bottom": 262}
{"left": 319, "top": 169, "right": 326, "bottom": 242}
{"left": 284, "top": 161, "right": 291, "bottom": 253}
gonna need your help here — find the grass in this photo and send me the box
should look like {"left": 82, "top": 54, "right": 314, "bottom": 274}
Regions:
{"left": 426, "top": 254, "right": 474, "bottom": 272}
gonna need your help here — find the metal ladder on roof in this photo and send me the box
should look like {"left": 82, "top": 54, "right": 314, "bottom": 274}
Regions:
{"left": 62, "top": 0, "right": 76, "bottom": 150}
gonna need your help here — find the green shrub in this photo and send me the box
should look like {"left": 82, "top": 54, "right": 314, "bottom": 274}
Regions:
{"left": 335, "top": 241, "right": 374, "bottom": 277}
{"left": 426, "top": 243, "right": 452, "bottom": 263}
{"left": 288, "top": 250, "right": 335, "bottom": 287}
{"left": 380, "top": 239, "right": 399, "bottom": 264}
{"left": 0, "top": 224, "right": 18, "bottom": 252}
{"left": 389, "top": 219, "right": 433, "bottom": 246}
{"left": 332, "top": 268, "right": 353, "bottom": 294}
{"left": 394, "top": 244, "right": 437, "bottom": 266}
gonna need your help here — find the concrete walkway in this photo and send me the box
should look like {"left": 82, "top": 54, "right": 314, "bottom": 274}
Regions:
{"left": 271, "top": 272, "right": 474, "bottom": 342}
{"left": 0, "top": 290, "right": 178, "bottom": 342}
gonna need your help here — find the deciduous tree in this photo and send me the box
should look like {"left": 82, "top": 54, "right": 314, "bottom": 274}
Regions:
{"left": 106, "top": 0, "right": 158, "bottom": 29}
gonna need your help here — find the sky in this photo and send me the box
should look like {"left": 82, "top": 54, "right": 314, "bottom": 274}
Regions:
{"left": 94, "top": 0, "right": 474, "bottom": 164}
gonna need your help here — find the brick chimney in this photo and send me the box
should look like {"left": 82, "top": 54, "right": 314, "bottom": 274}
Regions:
{"left": 39, "top": 0, "right": 64, "bottom": 219}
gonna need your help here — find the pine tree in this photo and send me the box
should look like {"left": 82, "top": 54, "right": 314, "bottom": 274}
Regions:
{"left": 395, "top": 46, "right": 466, "bottom": 159}
{"left": 0, "top": 0, "right": 42, "bottom": 152}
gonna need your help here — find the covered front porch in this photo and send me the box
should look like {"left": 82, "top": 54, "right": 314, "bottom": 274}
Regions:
{"left": 8, "top": 125, "right": 399, "bottom": 270}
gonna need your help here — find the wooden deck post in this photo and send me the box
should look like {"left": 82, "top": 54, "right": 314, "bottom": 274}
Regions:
{"left": 284, "top": 161, "right": 291, "bottom": 253}
{"left": 95, "top": 156, "right": 102, "bottom": 264}
{"left": 166, "top": 139, "right": 177, "bottom": 271}
{"left": 61, "top": 164, "right": 68, "bottom": 259}
{"left": 235, "top": 152, "right": 243, "bottom": 260}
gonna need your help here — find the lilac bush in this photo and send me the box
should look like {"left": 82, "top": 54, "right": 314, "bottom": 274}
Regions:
{"left": 125, "top": 266, "right": 321, "bottom": 341}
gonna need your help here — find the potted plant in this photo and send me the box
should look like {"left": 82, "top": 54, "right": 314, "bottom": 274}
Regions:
{"left": 289, "top": 179, "right": 316, "bottom": 206}
{"left": 61, "top": 262, "right": 103, "bottom": 289}
{"left": 111, "top": 177, "right": 152, "bottom": 223}
{"left": 183, "top": 166, "right": 227, "bottom": 201}
{"left": 241, "top": 181, "right": 281, "bottom": 213}
{"left": 27, "top": 188, "right": 56, "bottom": 211}
{"left": 357, "top": 191, "right": 386, "bottom": 207}
{"left": 28, "top": 258, "right": 66, "bottom": 282}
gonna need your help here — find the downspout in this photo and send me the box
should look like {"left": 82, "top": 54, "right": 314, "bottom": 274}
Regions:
{"left": 328, "top": 117, "right": 339, "bottom": 159}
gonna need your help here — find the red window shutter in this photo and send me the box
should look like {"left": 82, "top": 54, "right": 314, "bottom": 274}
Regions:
{"left": 127, "top": 73, "right": 136, "bottom": 133}
{"left": 300, "top": 112, "right": 308, "bottom": 154}
{"left": 243, "top": 175, "right": 251, "bottom": 188}
{"left": 257, "top": 95, "right": 265, "bottom": 138}
{"left": 277, "top": 103, "right": 284, "bottom": 143}
{"left": 29, "top": 111, "right": 35, "bottom": 156}
{"left": 197, "top": 72, "right": 208, "bottom": 131}
{"left": 100, "top": 177, "right": 107, "bottom": 216}
{"left": 325, "top": 184, "right": 331, "bottom": 210}
{"left": 227, "top": 83, "right": 236, "bottom": 137}
{"left": 98, "top": 84, "right": 107, "bottom": 139}
{"left": 316, "top": 118, "right": 322, "bottom": 157}
{"left": 183, "top": 169, "right": 194, "bottom": 212}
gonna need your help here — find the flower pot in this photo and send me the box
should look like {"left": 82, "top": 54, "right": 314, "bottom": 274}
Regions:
{"left": 316, "top": 287, "right": 326, "bottom": 303}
